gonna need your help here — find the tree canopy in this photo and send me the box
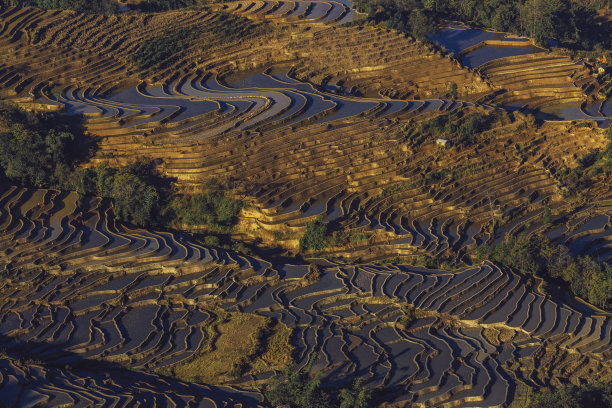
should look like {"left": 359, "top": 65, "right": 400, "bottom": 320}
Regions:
{"left": 0, "top": 103, "right": 78, "bottom": 188}
{"left": 353, "top": 0, "right": 610, "bottom": 49}
{"left": 0, "top": 0, "right": 116, "bottom": 13}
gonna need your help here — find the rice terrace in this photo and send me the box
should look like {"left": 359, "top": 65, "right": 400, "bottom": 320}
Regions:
{"left": 0, "top": 0, "right": 611, "bottom": 406}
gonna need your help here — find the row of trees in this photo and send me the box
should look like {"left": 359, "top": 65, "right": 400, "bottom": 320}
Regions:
{"left": 135, "top": 0, "right": 199, "bottom": 11}
{"left": 0, "top": 0, "right": 116, "bottom": 13}
{"left": 353, "top": 0, "right": 610, "bottom": 49}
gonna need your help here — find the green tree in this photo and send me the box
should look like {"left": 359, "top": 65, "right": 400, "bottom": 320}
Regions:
{"left": 299, "top": 218, "right": 328, "bottom": 251}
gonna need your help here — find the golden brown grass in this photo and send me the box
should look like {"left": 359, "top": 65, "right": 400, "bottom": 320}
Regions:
{"left": 170, "top": 312, "right": 292, "bottom": 384}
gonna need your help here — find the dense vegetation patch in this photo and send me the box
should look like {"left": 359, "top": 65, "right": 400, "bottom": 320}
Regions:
{"left": 136, "top": 0, "right": 199, "bottom": 11}
{"left": 0, "top": 103, "right": 247, "bottom": 230}
{"left": 353, "top": 0, "right": 610, "bottom": 50}
{"left": 299, "top": 218, "right": 329, "bottom": 251}
{"left": 0, "top": 0, "right": 116, "bottom": 13}
{"left": 403, "top": 109, "right": 508, "bottom": 147}
{"left": 169, "top": 191, "right": 244, "bottom": 231}
{"left": 265, "top": 357, "right": 371, "bottom": 408}
{"left": 478, "top": 234, "right": 612, "bottom": 309}
{"left": 0, "top": 103, "right": 88, "bottom": 188}
{"left": 70, "top": 161, "right": 165, "bottom": 227}
{"left": 528, "top": 382, "right": 612, "bottom": 408}
{"left": 0, "top": 103, "right": 165, "bottom": 227}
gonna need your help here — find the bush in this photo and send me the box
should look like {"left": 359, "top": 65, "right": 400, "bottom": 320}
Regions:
{"left": 299, "top": 218, "right": 328, "bottom": 251}
{"left": 170, "top": 192, "right": 243, "bottom": 230}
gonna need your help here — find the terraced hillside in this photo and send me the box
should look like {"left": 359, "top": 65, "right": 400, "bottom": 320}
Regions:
{"left": 0, "top": 5, "right": 491, "bottom": 103}
{"left": 0, "top": 4, "right": 609, "bottom": 262}
{"left": 212, "top": 0, "right": 360, "bottom": 25}
{"left": 0, "top": 2, "right": 611, "bottom": 407}
{"left": 1, "top": 185, "right": 611, "bottom": 406}
{"left": 82, "top": 77, "right": 611, "bottom": 263}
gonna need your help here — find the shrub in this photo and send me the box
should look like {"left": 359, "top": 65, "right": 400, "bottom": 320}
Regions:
{"left": 450, "top": 82, "right": 458, "bottom": 99}
{"left": 170, "top": 193, "right": 244, "bottom": 230}
{"left": 299, "top": 218, "right": 328, "bottom": 251}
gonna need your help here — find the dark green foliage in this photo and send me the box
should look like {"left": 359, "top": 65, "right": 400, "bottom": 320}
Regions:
{"left": 70, "top": 161, "right": 164, "bottom": 227}
{"left": 353, "top": 0, "right": 610, "bottom": 51}
{"left": 0, "top": 104, "right": 164, "bottom": 228}
{"left": 487, "top": 234, "right": 555, "bottom": 275}
{"left": 170, "top": 192, "right": 244, "bottom": 230}
{"left": 136, "top": 0, "right": 199, "bottom": 11}
{"left": 266, "top": 357, "right": 371, "bottom": 408}
{"left": 299, "top": 218, "right": 328, "bottom": 251}
{"left": 479, "top": 234, "right": 612, "bottom": 309}
{"left": 0, "top": 0, "right": 116, "bottom": 13}
{"left": 129, "top": 28, "right": 196, "bottom": 70}
{"left": 412, "top": 110, "right": 501, "bottom": 147}
{"left": 354, "top": 0, "right": 434, "bottom": 40}
{"left": 0, "top": 103, "right": 80, "bottom": 188}
{"left": 528, "top": 382, "right": 612, "bottom": 408}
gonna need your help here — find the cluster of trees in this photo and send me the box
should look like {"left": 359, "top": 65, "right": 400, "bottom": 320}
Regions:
{"left": 410, "top": 110, "right": 503, "bottom": 146}
{"left": 70, "top": 162, "right": 164, "bottom": 227}
{"left": 0, "top": 103, "right": 247, "bottom": 231}
{"left": 353, "top": 0, "right": 610, "bottom": 49}
{"left": 130, "top": 28, "right": 196, "bottom": 70}
{"left": 528, "top": 382, "right": 612, "bottom": 408}
{"left": 557, "top": 127, "right": 612, "bottom": 196}
{"left": 0, "top": 0, "right": 116, "bottom": 13}
{"left": 169, "top": 192, "right": 244, "bottom": 231}
{"left": 299, "top": 218, "right": 328, "bottom": 251}
{"left": 266, "top": 358, "right": 370, "bottom": 408}
{"left": 478, "top": 234, "right": 612, "bottom": 309}
{"left": 136, "top": 0, "right": 199, "bottom": 11}
{"left": 0, "top": 103, "right": 84, "bottom": 188}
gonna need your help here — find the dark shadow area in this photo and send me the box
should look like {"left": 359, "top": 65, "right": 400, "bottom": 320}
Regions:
{"left": 0, "top": 334, "right": 262, "bottom": 406}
